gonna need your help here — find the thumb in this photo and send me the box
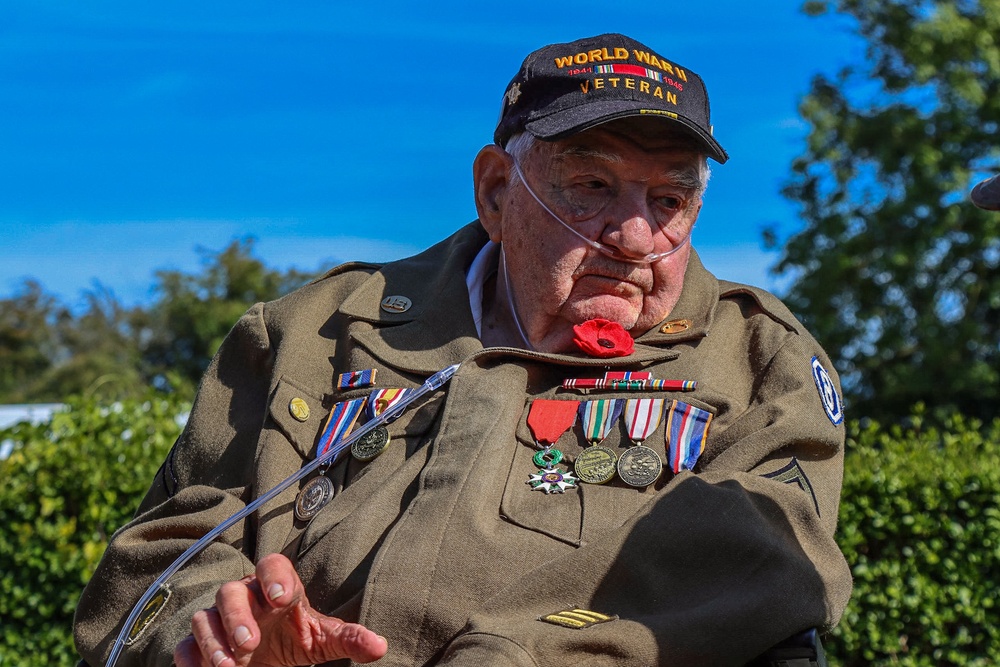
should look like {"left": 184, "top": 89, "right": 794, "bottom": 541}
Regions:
{"left": 285, "top": 603, "right": 389, "bottom": 664}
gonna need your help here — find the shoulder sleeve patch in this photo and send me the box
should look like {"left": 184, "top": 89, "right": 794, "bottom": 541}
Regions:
{"left": 811, "top": 356, "right": 844, "bottom": 425}
{"left": 539, "top": 607, "right": 617, "bottom": 629}
{"left": 124, "top": 584, "right": 172, "bottom": 646}
{"left": 762, "top": 458, "right": 820, "bottom": 516}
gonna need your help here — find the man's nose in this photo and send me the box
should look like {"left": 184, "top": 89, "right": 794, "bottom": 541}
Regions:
{"left": 598, "top": 191, "right": 658, "bottom": 259}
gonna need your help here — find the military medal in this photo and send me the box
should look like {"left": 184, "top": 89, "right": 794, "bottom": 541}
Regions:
{"left": 294, "top": 475, "right": 335, "bottom": 521}
{"left": 617, "top": 398, "right": 665, "bottom": 487}
{"left": 574, "top": 446, "right": 617, "bottom": 485}
{"left": 351, "top": 388, "right": 413, "bottom": 461}
{"left": 575, "top": 399, "right": 624, "bottom": 484}
{"left": 525, "top": 399, "right": 580, "bottom": 494}
{"left": 527, "top": 467, "right": 578, "bottom": 494}
{"left": 665, "top": 400, "right": 713, "bottom": 473}
{"left": 351, "top": 427, "right": 390, "bottom": 461}
{"left": 317, "top": 398, "right": 367, "bottom": 459}
{"left": 617, "top": 446, "right": 664, "bottom": 487}
{"left": 294, "top": 397, "right": 367, "bottom": 519}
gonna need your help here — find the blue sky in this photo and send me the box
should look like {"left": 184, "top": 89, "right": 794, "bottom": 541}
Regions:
{"left": 0, "top": 2, "right": 864, "bottom": 311}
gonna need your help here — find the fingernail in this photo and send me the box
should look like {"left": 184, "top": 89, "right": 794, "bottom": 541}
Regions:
{"left": 234, "top": 625, "right": 252, "bottom": 646}
{"left": 211, "top": 650, "right": 229, "bottom": 667}
{"left": 267, "top": 583, "right": 285, "bottom": 600}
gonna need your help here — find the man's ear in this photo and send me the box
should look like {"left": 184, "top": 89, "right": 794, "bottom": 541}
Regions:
{"left": 473, "top": 145, "right": 511, "bottom": 243}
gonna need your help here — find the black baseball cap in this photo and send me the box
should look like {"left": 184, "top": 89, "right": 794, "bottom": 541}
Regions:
{"left": 494, "top": 33, "right": 728, "bottom": 164}
{"left": 971, "top": 174, "right": 1000, "bottom": 210}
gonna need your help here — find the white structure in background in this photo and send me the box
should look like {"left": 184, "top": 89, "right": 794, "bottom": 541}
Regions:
{"left": 0, "top": 403, "right": 65, "bottom": 459}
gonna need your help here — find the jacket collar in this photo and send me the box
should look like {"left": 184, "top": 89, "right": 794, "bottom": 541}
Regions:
{"left": 634, "top": 249, "right": 720, "bottom": 347}
{"left": 338, "top": 224, "right": 718, "bottom": 375}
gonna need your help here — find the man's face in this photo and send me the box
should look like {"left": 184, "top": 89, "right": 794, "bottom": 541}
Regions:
{"left": 476, "top": 118, "right": 705, "bottom": 353}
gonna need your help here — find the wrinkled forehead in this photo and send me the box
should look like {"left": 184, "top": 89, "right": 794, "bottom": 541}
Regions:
{"left": 534, "top": 117, "right": 704, "bottom": 168}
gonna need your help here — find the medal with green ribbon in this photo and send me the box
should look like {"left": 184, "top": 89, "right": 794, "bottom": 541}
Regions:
{"left": 525, "top": 399, "right": 580, "bottom": 494}
{"left": 575, "top": 399, "right": 624, "bottom": 484}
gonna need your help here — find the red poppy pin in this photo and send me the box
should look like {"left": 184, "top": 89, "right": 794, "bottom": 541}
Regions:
{"left": 572, "top": 319, "right": 634, "bottom": 358}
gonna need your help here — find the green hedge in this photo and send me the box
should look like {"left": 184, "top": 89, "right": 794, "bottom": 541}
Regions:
{"left": 828, "top": 410, "right": 1000, "bottom": 665}
{"left": 0, "top": 395, "right": 186, "bottom": 667}
{"left": 1, "top": 399, "right": 998, "bottom": 666}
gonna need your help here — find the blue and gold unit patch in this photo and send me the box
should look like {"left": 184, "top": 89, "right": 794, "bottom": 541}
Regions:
{"left": 539, "top": 607, "right": 617, "bottom": 629}
{"left": 811, "top": 356, "right": 843, "bottom": 425}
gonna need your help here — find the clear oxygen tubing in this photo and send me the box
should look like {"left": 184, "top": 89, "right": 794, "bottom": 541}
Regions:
{"left": 104, "top": 362, "right": 462, "bottom": 667}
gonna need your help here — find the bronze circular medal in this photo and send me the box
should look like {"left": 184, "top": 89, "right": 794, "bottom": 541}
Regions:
{"left": 294, "top": 475, "right": 334, "bottom": 521}
{"left": 617, "top": 446, "right": 663, "bottom": 488}
{"left": 351, "top": 426, "right": 390, "bottom": 461}
{"left": 574, "top": 446, "right": 617, "bottom": 484}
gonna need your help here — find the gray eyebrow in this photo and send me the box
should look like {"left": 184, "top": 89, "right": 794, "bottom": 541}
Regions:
{"left": 551, "top": 148, "right": 703, "bottom": 191}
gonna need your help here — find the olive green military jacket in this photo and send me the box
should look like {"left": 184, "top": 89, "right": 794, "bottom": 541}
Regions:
{"left": 75, "top": 223, "right": 852, "bottom": 667}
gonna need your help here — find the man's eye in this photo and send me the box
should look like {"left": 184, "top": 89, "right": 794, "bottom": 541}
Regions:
{"left": 656, "top": 195, "right": 684, "bottom": 210}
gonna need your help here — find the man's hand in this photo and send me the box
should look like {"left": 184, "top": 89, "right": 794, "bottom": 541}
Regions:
{"left": 174, "top": 553, "right": 388, "bottom": 667}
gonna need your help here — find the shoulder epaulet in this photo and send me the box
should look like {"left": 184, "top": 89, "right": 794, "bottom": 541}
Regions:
{"left": 307, "top": 261, "right": 382, "bottom": 286}
{"left": 718, "top": 281, "right": 803, "bottom": 334}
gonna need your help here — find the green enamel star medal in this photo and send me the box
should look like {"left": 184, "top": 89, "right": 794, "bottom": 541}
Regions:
{"left": 525, "top": 399, "right": 580, "bottom": 494}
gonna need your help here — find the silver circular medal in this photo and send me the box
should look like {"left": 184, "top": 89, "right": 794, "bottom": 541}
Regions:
{"left": 574, "top": 446, "right": 618, "bottom": 485}
{"left": 617, "top": 446, "right": 663, "bottom": 488}
{"left": 294, "top": 475, "right": 335, "bottom": 521}
{"left": 351, "top": 426, "right": 390, "bottom": 462}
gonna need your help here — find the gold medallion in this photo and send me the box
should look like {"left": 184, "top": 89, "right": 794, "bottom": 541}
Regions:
{"left": 617, "top": 446, "right": 663, "bottom": 488}
{"left": 288, "top": 397, "right": 310, "bottom": 422}
{"left": 294, "top": 475, "right": 335, "bottom": 521}
{"left": 351, "top": 426, "right": 391, "bottom": 462}
{"left": 574, "top": 446, "right": 617, "bottom": 485}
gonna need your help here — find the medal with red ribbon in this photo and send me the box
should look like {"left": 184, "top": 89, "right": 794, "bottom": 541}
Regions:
{"left": 623, "top": 398, "right": 665, "bottom": 445}
{"left": 366, "top": 388, "right": 413, "bottom": 419}
{"left": 317, "top": 397, "right": 367, "bottom": 458}
{"left": 525, "top": 399, "right": 580, "bottom": 494}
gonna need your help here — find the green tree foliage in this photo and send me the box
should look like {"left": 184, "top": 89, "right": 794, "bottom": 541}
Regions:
{"left": 829, "top": 410, "right": 1000, "bottom": 665}
{"left": 0, "top": 393, "right": 187, "bottom": 666}
{"left": 139, "top": 238, "right": 311, "bottom": 395}
{"left": 0, "top": 239, "right": 311, "bottom": 404}
{"left": 0, "top": 283, "right": 146, "bottom": 404}
{"left": 0, "top": 281, "right": 65, "bottom": 402}
{"left": 777, "top": 0, "right": 1000, "bottom": 420}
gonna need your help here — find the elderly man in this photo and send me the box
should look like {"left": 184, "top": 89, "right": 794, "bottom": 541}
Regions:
{"left": 75, "top": 34, "right": 852, "bottom": 667}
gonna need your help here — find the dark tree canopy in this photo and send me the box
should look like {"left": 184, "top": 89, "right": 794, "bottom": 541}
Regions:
{"left": 777, "top": 0, "right": 1000, "bottom": 421}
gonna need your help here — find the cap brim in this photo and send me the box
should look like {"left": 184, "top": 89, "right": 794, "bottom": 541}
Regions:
{"left": 524, "top": 100, "right": 729, "bottom": 164}
{"left": 971, "top": 175, "right": 1000, "bottom": 211}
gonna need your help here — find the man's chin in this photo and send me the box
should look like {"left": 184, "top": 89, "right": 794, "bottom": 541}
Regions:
{"left": 566, "top": 296, "right": 641, "bottom": 330}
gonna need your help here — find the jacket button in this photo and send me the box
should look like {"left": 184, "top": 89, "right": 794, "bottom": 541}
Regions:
{"left": 288, "top": 398, "right": 310, "bottom": 422}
